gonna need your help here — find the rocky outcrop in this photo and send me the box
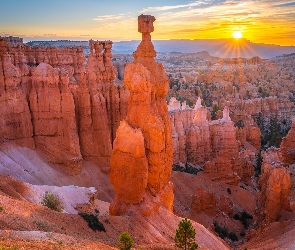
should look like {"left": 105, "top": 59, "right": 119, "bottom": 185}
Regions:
{"left": 259, "top": 148, "right": 291, "bottom": 223}
{"left": 110, "top": 15, "right": 174, "bottom": 216}
{"left": 0, "top": 36, "right": 121, "bottom": 174}
{"left": 204, "top": 107, "right": 242, "bottom": 184}
{"left": 191, "top": 187, "right": 233, "bottom": 216}
{"left": 281, "top": 118, "right": 295, "bottom": 164}
{"left": 0, "top": 37, "right": 34, "bottom": 148}
{"left": 30, "top": 63, "right": 82, "bottom": 174}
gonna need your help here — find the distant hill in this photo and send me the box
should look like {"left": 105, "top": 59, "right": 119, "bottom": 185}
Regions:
{"left": 113, "top": 39, "right": 295, "bottom": 59}
{"left": 25, "top": 39, "right": 295, "bottom": 59}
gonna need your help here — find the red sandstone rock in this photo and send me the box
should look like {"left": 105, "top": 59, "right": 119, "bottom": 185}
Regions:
{"left": 0, "top": 37, "right": 34, "bottom": 148}
{"left": 259, "top": 148, "right": 291, "bottom": 223}
{"left": 30, "top": 63, "right": 82, "bottom": 174}
{"left": 110, "top": 15, "right": 174, "bottom": 216}
{"left": 281, "top": 118, "right": 295, "bottom": 164}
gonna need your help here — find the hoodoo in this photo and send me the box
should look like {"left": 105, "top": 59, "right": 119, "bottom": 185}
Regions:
{"left": 109, "top": 15, "right": 174, "bottom": 216}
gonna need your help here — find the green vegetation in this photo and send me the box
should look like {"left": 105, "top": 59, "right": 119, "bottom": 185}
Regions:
{"left": 213, "top": 221, "right": 239, "bottom": 241}
{"left": 228, "top": 232, "right": 239, "bottom": 241}
{"left": 0, "top": 246, "right": 18, "bottom": 250}
{"left": 233, "top": 210, "right": 253, "bottom": 228}
{"left": 118, "top": 232, "right": 133, "bottom": 250}
{"left": 172, "top": 165, "right": 203, "bottom": 175}
{"left": 175, "top": 218, "right": 198, "bottom": 250}
{"left": 0, "top": 205, "right": 4, "bottom": 212}
{"left": 41, "top": 191, "right": 64, "bottom": 212}
{"left": 211, "top": 104, "right": 220, "bottom": 120}
{"left": 78, "top": 212, "right": 106, "bottom": 232}
{"left": 254, "top": 113, "right": 291, "bottom": 149}
{"left": 235, "top": 120, "right": 245, "bottom": 129}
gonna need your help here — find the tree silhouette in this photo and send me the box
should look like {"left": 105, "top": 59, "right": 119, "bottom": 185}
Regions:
{"left": 175, "top": 218, "right": 198, "bottom": 250}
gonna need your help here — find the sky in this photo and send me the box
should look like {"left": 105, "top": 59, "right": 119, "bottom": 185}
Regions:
{"left": 0, "top": 0, "right": 294, "bottom": 46}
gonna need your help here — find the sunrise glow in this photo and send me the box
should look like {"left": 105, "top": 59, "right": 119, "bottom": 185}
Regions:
{"left": 232, "top": 31, "right": 242, "bottom": 39}
{"left": 0, "top": 0, "right": 295, "bottom": 45}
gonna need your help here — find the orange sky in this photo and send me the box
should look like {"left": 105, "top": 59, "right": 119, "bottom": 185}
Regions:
{"left": 0, "top": 0, "right": 294, "bottom": 46}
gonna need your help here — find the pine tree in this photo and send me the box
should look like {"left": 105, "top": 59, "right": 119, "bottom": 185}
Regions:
{"left": 118, "top": 232, "right": 133, "bottom": 250}
{"left": 175, "top": 218, "right": 198, "bottom": 250}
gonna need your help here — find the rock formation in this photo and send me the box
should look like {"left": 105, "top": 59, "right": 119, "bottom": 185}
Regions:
{"left": 259, "top": 148, "right": 291, "bottom": 223}
{"left": 203, "top": 107, "right": 242, "bottom": 184}
{"left": 29, "top": 63, "right": 82, "bottom": 174}
{"left": 281, "top": 117, "right": 295, "bottom": 164}
{"left": 110, "top": 15, "right": 174, "bottom": 216}
{"left": 0, "top": 37, "right": 34, "bottom": 148}
{"left": 191, "top": 187, "right": 233, "bottom": 216}
{"left": 0, "top": 36, "right": 122, "bottom": 174}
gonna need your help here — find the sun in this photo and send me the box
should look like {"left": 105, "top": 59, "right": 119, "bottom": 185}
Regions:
{"left": 232, "top": 31, "right": 242, "bottom": 39}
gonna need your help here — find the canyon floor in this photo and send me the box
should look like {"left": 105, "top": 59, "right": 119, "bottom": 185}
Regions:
{"left": 0, "top": 142, "right": 294, "bottom": 249}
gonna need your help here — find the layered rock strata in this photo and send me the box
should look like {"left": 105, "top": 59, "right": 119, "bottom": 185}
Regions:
{"left": 0, "top": 36, "right": 121, "bottom": 174}
{"left": 281, "top": 117, "right": 295, "bottom": 164}
{"left": 259, "top": 148, "right": 291, "bottom": 223}
{"left": 0, "top": 38, "right": 34, "bottom": 148}
{"left": 110, "top": 15, "right": 174, "bottom": 216}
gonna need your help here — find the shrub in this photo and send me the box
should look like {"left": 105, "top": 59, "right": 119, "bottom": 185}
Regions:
{"left": 118, "top": 232, "right": 133, "bottom": 250}
{"left": 213, "top": 221, "right": 228, "bottom": 239}
{"left": 228, "top": 232, "right": 239, "bottom": 241}
{"left": 41, "top": 191, "right": 64, "bottom": 212}
{"left": 78, "top": 212, "right": 106, "bottom": 232}
{"left": 175, "top": 218, "right": 198, "bottom": 249}
{"left": 0, "top": 205, "right": 4, "bottom": 212}
{"left": 0, "top": 246, "right": 18, "bottom": 250}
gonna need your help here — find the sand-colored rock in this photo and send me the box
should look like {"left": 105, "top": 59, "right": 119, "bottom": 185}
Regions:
{"left": 110, "top": 15, "right": 174, "bottom": 216}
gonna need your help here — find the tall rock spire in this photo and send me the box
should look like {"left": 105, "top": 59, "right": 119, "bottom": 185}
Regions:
{"left": 109, "top": 15, "right": 174, "bottom": 216}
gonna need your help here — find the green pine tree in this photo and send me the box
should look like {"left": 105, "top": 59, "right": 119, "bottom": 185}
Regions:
{"left": 175, "top": 218, "right": 198, "bottom": 250}
{"left": 118, "top": 232, "right": 133, "bottom": 250}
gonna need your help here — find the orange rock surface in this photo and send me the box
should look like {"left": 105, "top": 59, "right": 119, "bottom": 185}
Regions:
{"left": 30, "top": 63, "right": 82, "bottom": 174}
{"left": 110, "top": 15, "right": 174, "bottom": 216}
{"left": 281, "top": 117, "right": 295, "bottom": 164}
{"left": 0, "top": 38, "right": 34, "bottom": 148}
{"left": 259, "top": 148, "right": 291, "bottom": 223}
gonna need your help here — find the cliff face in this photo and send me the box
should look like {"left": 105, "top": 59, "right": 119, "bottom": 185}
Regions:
{"left": 30, "top": 63, "right": 82, "bottom": 174}
{"left": 281, "top": 118, "right": 295, "bottom": 164}
{"left": 0, "top": 36, "right": 121, "bottom": 174}
{"left": 259, "top": 148, "right": 291, "bottom": 223}
{"left": 0, "top": 38, "right": 34, "bottom": 148}
{"left": 110, "top": 15, "right": 174, "bottom": 216}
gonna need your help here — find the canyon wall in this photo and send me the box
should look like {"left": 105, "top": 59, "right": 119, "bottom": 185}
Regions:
{"left": 0, "top": 36, "right": 125, "bottom": 174}
{"left": 258, "top": 148, "right": 291, "bottom": 223}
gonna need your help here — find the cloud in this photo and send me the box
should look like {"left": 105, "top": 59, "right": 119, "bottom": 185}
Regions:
{"left": 141, "top": 1, "right": 210, "bottom": 12}
{"left": 93, "top": 14, "right": 125, "bottom": 21}
{"left": 44, "top": 34, "right": 57, "bottom": 37}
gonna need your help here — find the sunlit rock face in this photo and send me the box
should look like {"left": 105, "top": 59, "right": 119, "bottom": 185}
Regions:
{"left": 0, "top": 37, "right": 34, "bottom": 148}
{"left": 258, "top": 148, "right": 291, "bottom": 223}
{"left": 281, "top": 117, "right": 295, "bottom": 164}
{"left": 30, "top": 63, "right": 82, "bottom": 174}
{"left": 0, "top": 36, "right": 122, "bottom": 175}
{"left": 110, "top": 15, "right": 174, "bottom": 216}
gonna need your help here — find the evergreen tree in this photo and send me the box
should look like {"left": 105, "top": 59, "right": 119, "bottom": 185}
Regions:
{"left": 118, "top": 232, "right": 133, "bottom": 250}
{"left": 175, "top": 218, "right": 198, "bottom": 250}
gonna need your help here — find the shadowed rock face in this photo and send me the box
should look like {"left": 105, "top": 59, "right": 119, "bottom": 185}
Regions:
{"left": 109, "top": 15, "right": 174, "bottom": 216}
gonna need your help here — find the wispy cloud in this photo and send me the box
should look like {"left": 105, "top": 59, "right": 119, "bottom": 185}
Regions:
{"left": 141, "top": 1, "right": 209, "bottom": 12}
{"left": 93, "top": 14, "right": 125, "bottom": 21}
